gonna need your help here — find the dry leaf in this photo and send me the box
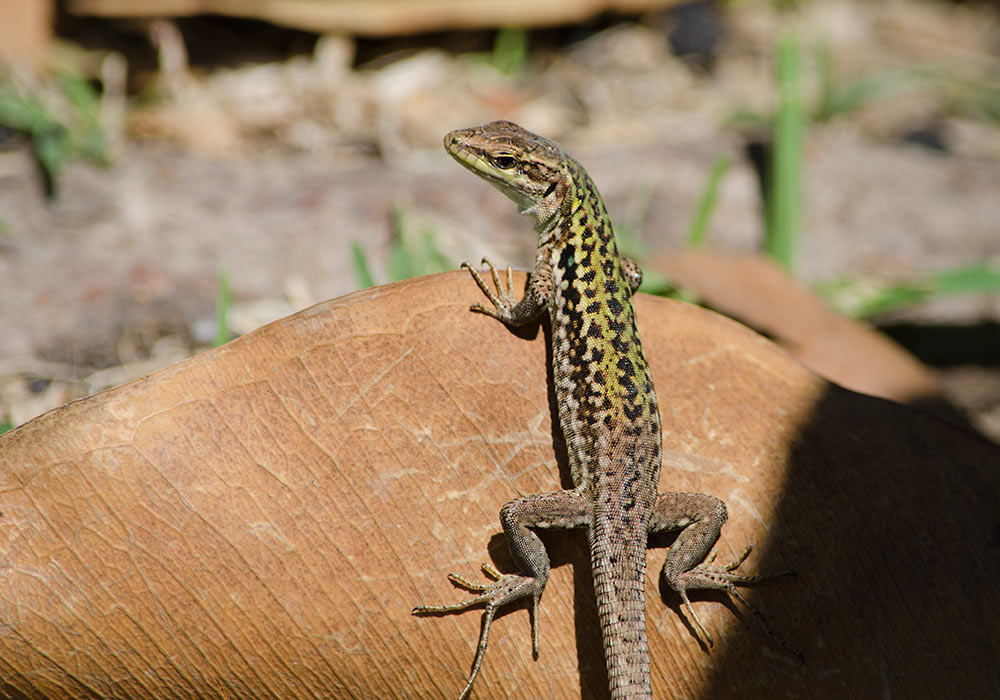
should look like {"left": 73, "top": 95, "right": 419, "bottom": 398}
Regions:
{"left": 0, "top": 272, "right": 997, "bottom": 699}
{"left": 652, "top": 250, "right": 939, "bottom": 403}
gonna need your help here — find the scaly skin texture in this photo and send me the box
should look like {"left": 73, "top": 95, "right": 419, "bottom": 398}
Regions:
{"left": 414, "top": 121, "right": 791, "bottom": 700}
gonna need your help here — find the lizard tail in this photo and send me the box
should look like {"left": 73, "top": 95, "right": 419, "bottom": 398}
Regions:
{"left": 589, "top": 525, "right": 653, "bottom": 700}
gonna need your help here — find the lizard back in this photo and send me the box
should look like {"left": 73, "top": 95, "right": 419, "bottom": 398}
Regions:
{"left": 548, "top": 142, "right": 663, "bottom": 700}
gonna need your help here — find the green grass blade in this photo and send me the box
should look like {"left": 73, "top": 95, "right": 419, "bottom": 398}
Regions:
{"left": 0, "top": 83, "right": 55, "bottom": 133}
{"left": 418, "top": 230, "right": 452, "bottom": 275}
{"left": 492, "top": 27, "right": 528, "bottom": 76}
{"left": 350, "top": 240, "right": 377, "bottom": 289}
{"left": 818, "top": 263, "right": 1000, "bottom": 318}
{"left": 934, "top": 262, "right": 1000, "bottom": 295}
{"left": 58, "top": 73, "right": 110, "bottom": 165}
{"left": 767, "top": 30, "right": 804, "bottom": 270}
{"left": 686, "top": 154, "right": 730, "bottom": 248}
{"left": 32, "top": 126, "right": 70, "bottom": 180}
{"left": 214, "top": 264, "right": 232, "bottom": 347}
{"left": 387, "top": 214, "right": 416, "bottom": 282}
{"left": 57, "top": 73, "right": 100, "bottom": 115}
{"left": 0, "top": 421, "right": 12, "bottom": 435}
{"left": 814, "top": 42, "right": 898, "bottom": 122}
{"left": 0, "top": 74, "right": 110, "bottom": 195}
{"left": 387, "top": 206, "right": 452, "bottom": 282}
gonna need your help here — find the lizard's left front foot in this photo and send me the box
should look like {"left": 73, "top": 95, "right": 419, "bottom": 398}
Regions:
{"left": 413, "top": 563, "right": 545, "bottom": 700}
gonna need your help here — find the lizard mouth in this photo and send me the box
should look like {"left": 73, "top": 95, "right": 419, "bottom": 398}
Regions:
{"left": 445, "top": 140, "right": 537, "bottom": 210}
{"left": 445, "top": 142, "right": 499, "bottom": 181}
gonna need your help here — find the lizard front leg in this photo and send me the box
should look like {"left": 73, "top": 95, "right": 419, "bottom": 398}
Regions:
{"left": 461, "top": 256, "right": 551, "bottom": 326}
{"left": 648, "top": 491, "right": 801, "bottom": 659}
{"left": 413, "top": 488, "right": 591, "bottom": 700}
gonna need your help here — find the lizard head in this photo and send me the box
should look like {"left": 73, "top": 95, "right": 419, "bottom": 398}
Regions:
{"left": 443, "top": 120, "right": 573, "bottom": 233}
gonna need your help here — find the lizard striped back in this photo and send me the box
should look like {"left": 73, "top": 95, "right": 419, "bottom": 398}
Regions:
{"left": 549, "top": 150, "right": 662, "bottom": 699}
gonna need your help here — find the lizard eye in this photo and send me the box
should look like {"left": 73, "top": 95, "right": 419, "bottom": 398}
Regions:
{"left": 492, "top": 155, "right": 517, "bottom": 170}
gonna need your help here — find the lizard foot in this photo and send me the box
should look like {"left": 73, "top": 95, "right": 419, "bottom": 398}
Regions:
{"left": 672, "top": 546, "right": 802, "bottom": 662}
{"left": 413, "top": 563, "right": 544, "bottom": 700}
{"left": 461, "top": 259, "right": 517, "bottom": 323}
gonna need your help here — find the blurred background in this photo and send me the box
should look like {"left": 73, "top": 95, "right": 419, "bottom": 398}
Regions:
{"left": 0, "top": 0, "right": 998, "bottom": 438}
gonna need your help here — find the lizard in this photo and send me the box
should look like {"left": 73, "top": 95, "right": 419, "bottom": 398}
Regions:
{"left": 413, "top": 120, "right": 794, "bottom": 700}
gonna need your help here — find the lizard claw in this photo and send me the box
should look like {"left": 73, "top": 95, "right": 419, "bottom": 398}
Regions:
{"left": 443, "top": 562, "right": 503, "bottom": 593}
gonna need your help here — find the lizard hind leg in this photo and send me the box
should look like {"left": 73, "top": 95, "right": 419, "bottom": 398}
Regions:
{"left": 675, "top": 546, "right": 802, "bottom": 662}
{"left": 649, "top": 491, "right": 801, "bottom": 660}
{"left": 412, "top": 489, "right": 590, "bottom": 698}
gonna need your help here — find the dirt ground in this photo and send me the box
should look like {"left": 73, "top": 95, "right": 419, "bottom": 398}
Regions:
{"left": 1, "top": 0, "right": 998, "bottom": 437}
